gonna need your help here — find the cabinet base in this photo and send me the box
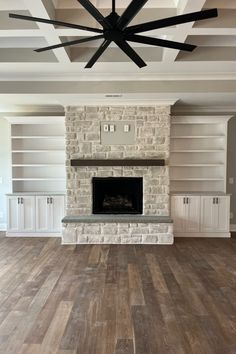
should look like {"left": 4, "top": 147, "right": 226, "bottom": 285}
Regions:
{"left": 174, "top": 232, "right": 231, "bottom": 238}
{"left": 6, "top": 232, "right": 62, "bottom": 237}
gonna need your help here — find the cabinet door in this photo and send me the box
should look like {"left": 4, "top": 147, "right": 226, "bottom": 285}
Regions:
{"left": 7, "top": 197, "right": 21, "bottom": 232}
{"left": 201, "top": 196, "right": 230, "bottom": 233}
{"left": 185, "top": 197, "right": 201, "bottom": 232}
{"left": 36, "top": 196, "right": 50, "bottom": 232}
{"left": 215, "top": 197, "right": 230, "bottom": 232}
{"left": 21, "top": 196, "right": 35, "bottom": 232}
{"left": 50, "top": 196, "right": 65, "bottom": 232}
{"left": 171, "top": 196, "right": 186, "bottom": 232}
{"left": 201, "top": 197, "right": 215, "bottom": 232}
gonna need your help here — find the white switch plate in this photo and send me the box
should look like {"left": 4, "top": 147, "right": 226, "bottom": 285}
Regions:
{"left": 0, "top": 212, "right": 3, "bottom": 219}
{"left": 229, "top": 177, "right": 234, "bottom": 184}
{"left": 0, "top": 177, "right": 2, "bottom": 184}
{"left": 103, "top": 124, "right": 109, "bottom": 132}
{"left": 230, "top": 212, "right": 234, "bottom": 219}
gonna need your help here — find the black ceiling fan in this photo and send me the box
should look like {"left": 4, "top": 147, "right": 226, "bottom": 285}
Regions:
{"left": 9, "top": 0, "right": 218, "bottom": 68}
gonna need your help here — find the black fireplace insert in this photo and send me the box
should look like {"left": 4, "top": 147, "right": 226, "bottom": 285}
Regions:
{"left": 92, "top": 177, "right": 143, "bottom": 214}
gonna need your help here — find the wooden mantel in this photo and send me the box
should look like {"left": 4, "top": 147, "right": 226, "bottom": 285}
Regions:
{"left": 71, "top": 159, "right": 165, "bottom": 167}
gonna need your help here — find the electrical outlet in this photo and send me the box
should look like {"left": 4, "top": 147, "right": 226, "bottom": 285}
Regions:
{"left": 229, "top": 177, "right": 234, "bottom": 185}
{"left": 124, "top": 124, "right": 130, "bottom": 132}
{"left": 109, "top": 125, "right": 115, "bottom": 132}
{"left": 230, "top": 212, "right": 234, "bottom": 219}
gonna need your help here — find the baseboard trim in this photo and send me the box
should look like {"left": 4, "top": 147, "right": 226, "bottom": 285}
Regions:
{"left": 174, "top": 232, "right": 231, "bottom": 238}
{"left": 230, "top": 224, "right": 236, "bottom": 232}
{"left": 6, "top": 232, "right": 61, "bottom": 237}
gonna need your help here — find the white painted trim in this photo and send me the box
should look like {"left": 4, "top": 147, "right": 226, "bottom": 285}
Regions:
{"left": 173, "top": 106, "right": 236, "bottom": 114}
{"left": 64, "top": 99, "right": 178, "bottom": 107}
{"left": 6, "top": 232, "right": 62, "bottom": 237}
{"left": 230, "top": 224, "right": 236, "bottom": 232}
{"left": 174, "top": 232, "right": 231, "bottom": 238}
{"left": 3, "top": 73, "right": 236, "bottom": 82}
{"left": 5, "top": 116, "right": 65, "bottom": 124}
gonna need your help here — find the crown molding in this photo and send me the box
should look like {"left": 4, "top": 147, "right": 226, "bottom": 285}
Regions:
{"left": 172, "top": 105, "right": 236, "bottom": 115}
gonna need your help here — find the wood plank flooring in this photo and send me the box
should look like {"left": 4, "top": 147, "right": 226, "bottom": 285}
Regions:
{"left": 0, "top": 233, "right": 235, "bottom": 353}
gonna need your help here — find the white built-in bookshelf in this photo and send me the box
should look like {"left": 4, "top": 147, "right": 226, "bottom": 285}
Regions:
{"left": 170, "top": 116, "right": 232, "bottom": 193}
{"left": 9, "top": 116, "right": 66, "bottom": 193}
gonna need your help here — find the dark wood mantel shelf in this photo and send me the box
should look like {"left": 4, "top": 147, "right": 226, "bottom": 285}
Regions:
{"left": 71, "top": 159, "right": 165, "bottom": 167}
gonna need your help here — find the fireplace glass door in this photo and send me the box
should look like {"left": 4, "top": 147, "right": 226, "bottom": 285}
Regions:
{"left": 92, "top": 177, "right": 143, "bottom": 214}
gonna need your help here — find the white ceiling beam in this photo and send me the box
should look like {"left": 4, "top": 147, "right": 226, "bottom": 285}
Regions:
{"left": 23, "top": 0, "right": 70, "bottom": 63}
{"left": 54, "top": 0, "right": 177, "bottom": 9}
{"left": 0, "top": 1, "right": 27, "bottom": 11}
{"left": 163, "top": 0, "right": 206, "bottom": 63}
{"left": 1, "top": 27, "right": 236, "bottom": 38}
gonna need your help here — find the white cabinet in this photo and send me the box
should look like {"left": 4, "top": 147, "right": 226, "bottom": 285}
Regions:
{"left": 36, "top": 196, "right": 65, "bottom": 233}
{"left": 7, "top": 196, "right": 21, "bottom": 232}
{"left": 171, "top": 195, "right": 230, "bottom": 237}
{"left": 7, "top": 194, "right": 65, "bottom": 236}
{"left": 171, "top": 196, "right": 200, "bottom": 233}
{"left": 7, "top": 196, "right": 35, "bottom": 233}
{"left": 201, "top": 196, "right": 230, "bottom": 233}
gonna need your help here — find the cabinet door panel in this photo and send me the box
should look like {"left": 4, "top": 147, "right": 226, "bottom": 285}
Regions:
{"left": 185, "top": 197, "right": 200, "bottom": 232}
{"left": 217, "top": 197, "right": 230, "bottom": 232}
{"left": 21, "top": 196, "right": 35, "bottom": 232}
{"left": 7, "top": 197, "right": 20, "bottom": 232}
{"left": 51, "top": 196, "right": 65, "bottom": 232}
{"left": 171, "top": 196, "right": 186, "bottom": 232}
{"left": 36, "top": 196, "right": 50, "bottom": 232}
{"left": 200, "top": 197, "right": 215, "bottom": 232}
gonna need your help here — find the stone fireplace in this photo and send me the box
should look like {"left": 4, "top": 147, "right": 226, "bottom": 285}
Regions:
{"left": 62, "top": 105, "right": 173, "bottom": 244}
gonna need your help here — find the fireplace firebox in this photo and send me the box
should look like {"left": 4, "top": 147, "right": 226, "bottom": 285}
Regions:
{"left": 92, "top": 177, "right": 143, "bottom": 214}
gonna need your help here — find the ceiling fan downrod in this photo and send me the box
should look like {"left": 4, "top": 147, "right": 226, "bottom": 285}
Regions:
{"left": 112, "top": 0, "right": 115, "bottom": 13}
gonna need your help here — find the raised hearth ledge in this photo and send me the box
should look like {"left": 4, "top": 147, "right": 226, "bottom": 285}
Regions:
{"left": 71, "top": 159, "right": 165, "bottom": 167}
{"left": 62, "top": 215, "right": 172, "bottom": 224}
{"left": 62, "top": 216, "right": 174, "bottom": 245}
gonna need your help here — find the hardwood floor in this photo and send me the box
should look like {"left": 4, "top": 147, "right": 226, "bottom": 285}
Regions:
{"left": 0, "top": 233, "right": 236, "bottom": 354}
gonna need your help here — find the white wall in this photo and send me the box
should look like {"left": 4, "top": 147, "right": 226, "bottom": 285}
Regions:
{"left": 0, "top": 118, "right": 11, "bottom": 229}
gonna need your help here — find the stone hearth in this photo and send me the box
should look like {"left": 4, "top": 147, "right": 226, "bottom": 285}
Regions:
{"left": 62, "top": 105, "right": 173, "bottom": 244}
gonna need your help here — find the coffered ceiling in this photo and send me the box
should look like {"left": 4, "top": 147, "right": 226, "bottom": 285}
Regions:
{"left": 0, "top": 0, "right": 236, "bottom": 111}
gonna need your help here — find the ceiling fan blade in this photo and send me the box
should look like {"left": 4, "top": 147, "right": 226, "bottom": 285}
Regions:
{"left": 77, "top": 0, "right": 111, "bottom": 29}
{"left": 126, "top": 8, "right": 218, "bottom": 34}
{"left": 9, "top": 13, "right": 103, "bottom": 33}
{"left": 85, "top": 39, "right": 111, "bottom": 68}
{"left": 35, "top": 35, "right": 104, "bottom": 52}
{"left": 126, "top": 34, "right": 196, "bottom": 52}
{"left": 117, "top": 0, "right": 148, "bottom": 30}
{"left": 115, "top": 40, "right": 146, "bottom": 68}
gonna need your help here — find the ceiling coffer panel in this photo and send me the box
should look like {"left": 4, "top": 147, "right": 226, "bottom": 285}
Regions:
{"left": 9, "top": 0, "right": 218, "bottom": 68}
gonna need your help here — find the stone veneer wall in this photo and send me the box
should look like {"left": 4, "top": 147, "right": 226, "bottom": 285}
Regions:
{"left": 65, "top": 105, "right": 171, "bottom": 217}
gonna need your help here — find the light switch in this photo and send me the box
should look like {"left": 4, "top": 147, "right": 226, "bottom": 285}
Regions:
{"left": 229, "top": 177, "right": 234, "bottom": 185}
{"left": 109, "top": 125, "right": 115, "bottom": 132}
{"left": 0, "top": 177, "right": 2, "bottom": 184}
{"left": 103, "top": 124, "right": 109, "bottom": 132}
{"left": 124, "top": 124, "right": 130, "bottom": 132}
